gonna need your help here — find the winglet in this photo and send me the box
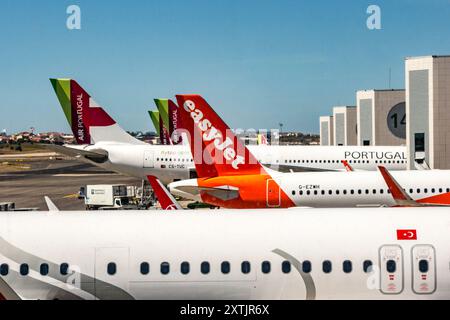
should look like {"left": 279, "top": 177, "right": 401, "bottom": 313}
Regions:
{"left": 377, "top": 166, "right": 421, "bottom": 207}
{"left": 147, "top": 176, "right": 183, "bottom": 210}
{"left": 44, "top": 196, "right": 60, "bottom": 211}
{"left": 342, "top": 160, "right": 354, "bottom": 172}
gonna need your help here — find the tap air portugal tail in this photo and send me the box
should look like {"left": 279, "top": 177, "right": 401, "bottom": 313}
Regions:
{"left": 176, "top": 95, "right": 266, "bottom": 178}
{"left": 50, "top": 78, "right": 145, "bottom": 145}
{"left": 147, "top": 176, "right": 182, "bottom": 210}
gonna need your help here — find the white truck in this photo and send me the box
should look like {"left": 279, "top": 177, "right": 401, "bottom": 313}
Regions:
{"left": 81, "top": 185, "right": 140, "bottom": 210}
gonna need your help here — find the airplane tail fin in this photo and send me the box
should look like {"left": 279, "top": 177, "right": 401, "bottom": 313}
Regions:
{"left": 50, "top": 79, "right": 144, "bottom": 145}
{"left": 176, "top": 95, "right": 265, "bottom": 178}
{"left": 147, "top": 176, "right": 183, "bottom": 210}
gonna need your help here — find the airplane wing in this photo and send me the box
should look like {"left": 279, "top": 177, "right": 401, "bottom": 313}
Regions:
{"left": 147, "top": 176, "right": 183, "bottom": 210}
{"left": 41, "top": 144, "right": 108, "bottom": 163}
{"left": 174, "top": 185, "right": 240, "bottom": 202}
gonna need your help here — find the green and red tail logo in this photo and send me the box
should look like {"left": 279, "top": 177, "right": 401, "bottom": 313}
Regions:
{"left": 50, "top": 79, "right": 115, "bottom": 144}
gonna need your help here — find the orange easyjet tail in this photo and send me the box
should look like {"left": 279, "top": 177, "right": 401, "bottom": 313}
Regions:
{"left": 176, "top": 95, "right": 265, "bottom": 178}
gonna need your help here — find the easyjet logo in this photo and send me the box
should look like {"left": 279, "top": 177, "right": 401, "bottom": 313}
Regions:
{"left": 183, "top": 100, "right": 244, "bottom": 169}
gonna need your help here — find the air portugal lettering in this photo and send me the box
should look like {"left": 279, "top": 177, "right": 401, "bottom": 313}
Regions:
{"left": 70, "top": 81, "right": 91, "bottom": 144}
{"left": 183, "top": 100, "right": 244, "bottom": 169}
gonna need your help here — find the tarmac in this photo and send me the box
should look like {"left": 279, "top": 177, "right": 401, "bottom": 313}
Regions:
{"left": 0, "top": 157, "right": 143, "bottom": 211}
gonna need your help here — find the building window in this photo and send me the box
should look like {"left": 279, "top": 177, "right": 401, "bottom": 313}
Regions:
{"left": 363, "top": 260, "right": 373, "bottom": 273}
{"left": 221, "top": 261, "right": 230, "bottom": 274}
{"left": 181, "top": 262, "right": 190, "bottom": 275}
{"left": 161, "top": 262, "right": 170, "bottom": 275}
{"left": 20, "top": 263, "right": 29, "bottom": 276}
{"left": 241, "top": 261, "right": 251, "bottom": 274}
{"left": 322, "top": 260, "right": 332, "bottom": 273}
{"left": 201, "top": 262, "right": 210, "bottom": 275}
{"left": 60, "top": 263, "right": 69, "bottom": 275}
{"left": 343, "top": 260, "right": 352, "bottom": 273}
{"left": 302, "top": 261, "right": 312, "bottom": 274}
{"left": 107, "top": 263, "right": 117, "bottom": 275}
{"left": 40, "top": 263, "right": 49, "bottom": 276}
{"left": 282, "top": 261, "right": 291, "bottom": 274}
{"left": 140, "top": 262, "right": 150, "bottom": 275}
{"left": 261, "top": 261, "right": 271, "bottom": 274}
{"left": 0, "top": 264, "right": 9, "bottom": 276}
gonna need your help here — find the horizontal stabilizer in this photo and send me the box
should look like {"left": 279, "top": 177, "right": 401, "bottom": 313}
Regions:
{"left": 42, "top": 144, "right": 108, "bottom": 163}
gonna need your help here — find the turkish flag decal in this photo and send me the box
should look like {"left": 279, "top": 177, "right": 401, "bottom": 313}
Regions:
{"left": 397, "top": 229, "right": 417, "bottom": 240}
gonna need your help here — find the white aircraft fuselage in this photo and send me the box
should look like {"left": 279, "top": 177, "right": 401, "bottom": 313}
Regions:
{"left": 0, "top": 208, "right": 448, "bottom": 300}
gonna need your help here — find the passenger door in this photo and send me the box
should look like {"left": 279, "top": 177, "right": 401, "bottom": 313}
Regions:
{"left": 266, "top": 179, "right": 281, "bottom": 207}
{"left": 411, "top": 245, "right": 436, "bottom": 294}
{"left": 143, "top": 150, "right": 154, "bottom": 168}
{"left": 379, "top": 245, "right": 404, "bottom": 294}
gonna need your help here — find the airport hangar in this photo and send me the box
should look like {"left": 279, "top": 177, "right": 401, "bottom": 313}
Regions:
{"left": 320, "top": 55, "right": 450, "bottom": 170}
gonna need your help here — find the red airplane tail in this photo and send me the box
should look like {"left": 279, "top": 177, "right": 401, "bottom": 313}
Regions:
{"left": 176, "top": 95, "right": 264, "bottom": 178}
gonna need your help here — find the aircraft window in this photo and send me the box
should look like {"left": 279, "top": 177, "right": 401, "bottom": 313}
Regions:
{"left": 380, "top": 189, "right": 384, "bottom": 194}
{"left": 40, "top": 263, "right": 49, "bottom": 276}
{"left": 140, "top": 262, "right": 150, "bottom": 275}
{"left": 261, "top": 261, "right": 271, "bottom": 274}
{"left": 358, "top": 190, "right": 362, "bottom": 195}
{"left": 447, "top": 188, "right": 450, "bottom": 193}
{"left": 302, "top": 160, "right": 305, "bottom": 163}
{"left": 302, "top": 261, "right": 312, "bottom": 273}
{"left": 386, "top": 260, "right": 396, "bottom": 273}
{"left": 328, "top": 190, "right": 332, "bottom": 195}
{"left": 439, "top": 188, "right": 443, "bottom": 193}
{"left": 299, "top": 191, "right": 303, "bottom": 196}
{"left": 306, "top": 160, "right": 309, "bottom": 163}
{"left": 322, "top": 260, "right": 332, "bottom": 273}
{"left": 424, "top": 188, "right": 428, "bottom": 193}
{"left": 431, "top": 188, "right": 435, "bottom": 193}
{"left": 292, "top": 190, "right": 296, "bottom": 196}
{"left": 350, "top": 190, "right": 355, "bottom": 195}
{"left": 372, "top": 189, "right": 376, "bottom": 194}
{"left": 365, "top": 189, "right": 369, "bottom": 195}
{"left": 417, "top": 189, "right": 421, "bottom": 194}
{"left": 410, "top": 189, "right": 413, "bottom": 194}
{"left": 201, "top": 262, "right": 210, "bottom": 274}
{"left": 363, "top": 260, "right": 373, "bottom": 273}
{"left": 107, "top": 263, "right": 117, "bottom": 275}
{"left": 388, "top": 161, "right": 391, "bottom": 164}
{"left": 375, "top": 160, "right": 378, "bottom": 164}
{"left": 321, "top": 190, "right": 325, "bottom": 195}
{"left": 343, "top": 260, "right": 352, "bottom": 273}
{"left": 241, "top": 261, "right": 251, "bottom": 274}
{"left": 314, "top": 190, "right": 318, "bottom": 195}
{"left": 343, "top": 190, "right": 347, "bottom": 195}
{"left": 20, "top": 263, "right": 29, "bottom": 276}
{"left": 282, "top": 261, "right": 291, "bottom": 274}
{"left": 285, "top": 160, "right": 287, "bottom": 163}
{"left": 319, "top": 160, "right": 322, "bottom": 163}
{"left": 419, "top": 260, "right": 429, "bottom": 273}
{"left": 156, "top": 158, "right": 159, "bottom": 161}
{"left": 387, "top": 189, "right": 391, "bottom": 194}
{"left": 289, "top": 160, "right": 292, "bottom": 163}
{"left": 60, "top": 263, "right": 69, "bottom": 275}
{"left": 315, "top": 160, "right": 318, "bottom": 163}
{"left": 0, "top": 264, "right": 9, "bottom": 276}
{"left": 181, "top": 262, "right": 190, "bottom": 275}
{"left": 306, "top": 191, "right": 311, "bottom": 195}
{"left": 161, "top": 262, "right": 170, "bottom": 275}
{"left": 221, "top": 261, "right": 230, "bottom": 274}
{"left": 335, "top": 190, "right": 340, "bottom": 195}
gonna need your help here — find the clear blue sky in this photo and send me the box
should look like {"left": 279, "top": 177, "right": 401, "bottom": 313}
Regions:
{"left": 1, "top": 0, "right": 450, "bottom": 134}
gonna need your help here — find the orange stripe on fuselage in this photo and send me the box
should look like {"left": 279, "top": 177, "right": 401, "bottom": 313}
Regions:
{"left": 417, "top": 192, "right": 450, "bottom": 205}
{"left": 197, "top": 174, "right": 295, "bottom": 209}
